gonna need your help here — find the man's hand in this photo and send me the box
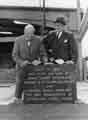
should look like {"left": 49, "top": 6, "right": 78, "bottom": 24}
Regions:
{"left": 21, "top": 60, "right": 31, "bottom": 67}
{"left": 55, "top": 59, "right": 64, "bottom": 64}
{"left": 50, "top": 57, "right": 54, "bottom": 62}
{"left": 65, "top": 60, "right": 74, "bottom": 64}
{"left": 32, "top": 60, "right": 41, "bottom": 66}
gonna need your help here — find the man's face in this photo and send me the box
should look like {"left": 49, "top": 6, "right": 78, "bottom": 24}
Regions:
{"left": 55, "top": 23, "right": 65, "bottom": 32}
{"left": 25, "top": 30, "right": 34, "bottom": 41}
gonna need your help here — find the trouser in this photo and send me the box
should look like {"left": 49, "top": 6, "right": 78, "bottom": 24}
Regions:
{"left": 15, "top": 65, "right": 30, "bottom": 98}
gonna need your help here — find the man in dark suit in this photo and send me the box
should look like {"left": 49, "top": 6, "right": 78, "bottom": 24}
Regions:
{"left": 43, "top": 17, "right": 78, "bottom": 64}
{"left": 12, "top": 24, "right": 47, "bottom": 103}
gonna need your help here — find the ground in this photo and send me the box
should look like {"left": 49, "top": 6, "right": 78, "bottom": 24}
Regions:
{"left": 0, "top": 104, "right": 88, "bottom": 120}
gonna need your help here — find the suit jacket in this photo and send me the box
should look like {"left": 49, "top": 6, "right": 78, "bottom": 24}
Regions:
{"left": 43, "top": 30, "right": 78, "bottom": 63}
{"left": 12, "top": 35, "right": 47, "bottom": 69}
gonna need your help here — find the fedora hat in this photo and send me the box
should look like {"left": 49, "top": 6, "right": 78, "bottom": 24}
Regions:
{"left": 54, "top": 17, "right": 66, "bottom": 25}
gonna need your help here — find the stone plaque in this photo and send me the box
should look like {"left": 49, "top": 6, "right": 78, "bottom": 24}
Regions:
{"left": 24, "top": 64, "right": 77, "bottom": 104}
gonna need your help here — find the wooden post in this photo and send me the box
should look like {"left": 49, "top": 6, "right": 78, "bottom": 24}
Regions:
{"left": 77, "top": 0, "right": 82, "bottom": 81}
{"left": 42, "top": 0, "right": 46, "bottom": 36}
{"left": 79, "top": 9, "right": 88, "bottom": 80}
{"left": 80, "top": 8, "right": 88, "bottom": 40}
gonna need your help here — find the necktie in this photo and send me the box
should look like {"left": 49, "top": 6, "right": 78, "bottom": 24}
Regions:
{"left": 56, "top": 31, "right": 62, "bottom": 39}
{"left": 27, "top": 41, "right": 30, "bottom": 46}
{"left": 27, "top": 41, "right": 32, "bottom": 54}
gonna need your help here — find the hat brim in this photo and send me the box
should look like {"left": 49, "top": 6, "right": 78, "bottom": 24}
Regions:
{"left": 54, "top": 21, "right": 66, "bottom": 25}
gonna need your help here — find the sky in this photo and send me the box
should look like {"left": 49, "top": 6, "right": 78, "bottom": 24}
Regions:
{"left": 0, "top": 0, "right": 87, "bottom": 13}
{"left": 0, "top": 0, "right": 86, "bottom": 10}
{"left": 80, "top": 0, "right": 88, "bottom": 12}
